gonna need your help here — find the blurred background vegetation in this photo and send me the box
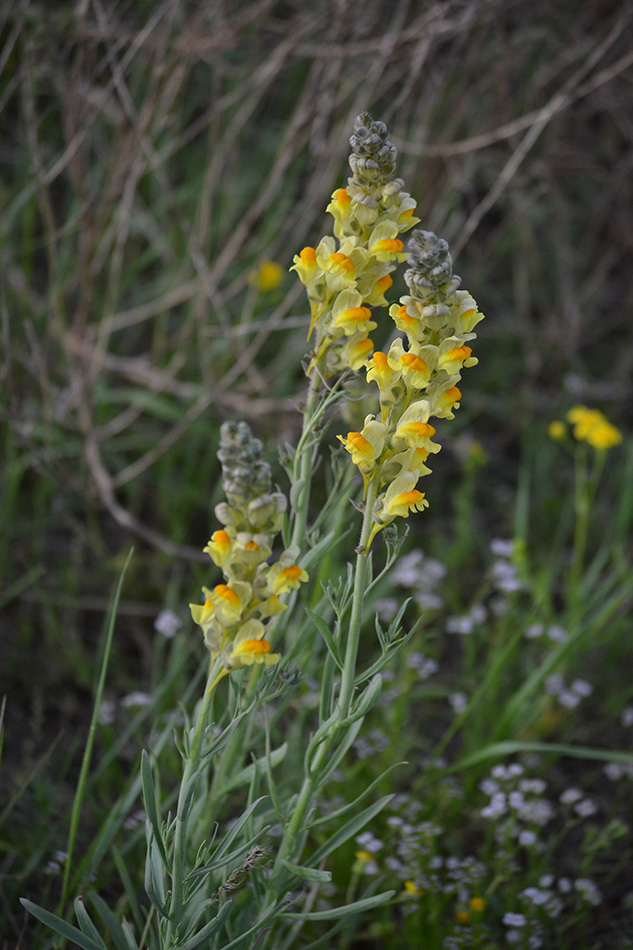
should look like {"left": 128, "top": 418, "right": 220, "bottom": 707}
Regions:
{"left": 1, "top": 0, "right": 632, "bottom": 944}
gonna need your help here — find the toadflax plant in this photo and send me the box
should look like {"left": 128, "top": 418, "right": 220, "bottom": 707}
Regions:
{"left": 22, "top": 113, "right": 483, "bottom": 949}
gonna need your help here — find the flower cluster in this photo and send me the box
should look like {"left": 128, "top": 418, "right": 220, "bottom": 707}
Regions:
{"left": 548, "top": 406, "right": 622, "bottom": 450}
{"left": 339, "top": 229, "right": 484, "bottom": 546}
{"left": 291, "top": 112, "right": 419, "bottom": 375}
{"left": 189, "top": 422, "right": 308, "bottom": 678}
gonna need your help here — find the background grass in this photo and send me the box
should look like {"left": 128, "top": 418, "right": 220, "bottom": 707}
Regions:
{"left": 1, "top": 0, "right": 633, "bottom": 946}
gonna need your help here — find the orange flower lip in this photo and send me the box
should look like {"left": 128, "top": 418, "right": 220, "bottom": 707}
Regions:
{"left": 444, "top": 345, "right": 472, "bottom": 360}
{"left": 300, "top": 246, "right": 316, "bottom": 263}
{"left": 242, "top": 639, "right": 271, "bottom": 654}
{"left": 371, "top": 238, "right": 403, "bottom": 253}
{"left": 245, "top": 540, "right": 259, "bottom": 550}
{"left": 347, "top": 432, "right": 371, "bottom": 452}
{"left": 372, "top": 351, "right": 389, "bottom": 369}
{"left": 214, "top": 583, "right": 240, "bottom": 606}
{"left": 212, "top": 529, "right": 231, "bottom": 547}
{"left": 401, "top": 421, "right": 435, "bottom": 437}
{"left": 335, "top": 188, "right": 350, "bottom": 207}
{"left": 400, "top": 353, "right": 428, "bottom": 372}
{"left": 329, "top": 252, "right": 355, "bottom": 274}
{"left": 337, "top": 306, "right": 371, "bottom": 322}
{"left": 280, "top": 565, "right": 303, "bottom": 581}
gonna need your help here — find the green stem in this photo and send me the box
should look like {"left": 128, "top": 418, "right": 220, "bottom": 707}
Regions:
{"left": 271, "top": 478, "right": 377, "bottom": 878}
{"left": 164, "top": 655, "right": 223, "bottom": 948}
{"left": 290, "top": 373, "right": 321, "bottom": 550}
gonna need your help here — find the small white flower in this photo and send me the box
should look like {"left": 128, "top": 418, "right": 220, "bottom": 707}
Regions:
{"left": 449, "top": 692, "right": 468, "bottom": 714}
{"left": 98, "top": 700, "right": 116, "bottom": 725}
{"left": 446, "top": 615, "right": 474, "bottom": 635}
{"left": 524, "top": 623, "right": 544, "bottom": 639}
{"left": 154, "top": 609, "right": 181, "bottom": 638}
{"left": 491, "top": 539, "right": 515, "bottom": 558}
{"left": 375, "top": 597, "right": 399, "bottom": 622}
{"left": 546, "top": 624, "right": 568, "bottom": 643}
{"left": 503, "top": 912, "right": 526, "bottom": 927}
{"left": 545, "top": 673, "right": 565, "bottom": 696}
{"left": 574, "top": 799, "right": 598, "bottom": 818}
{"left": 121, "top": 691, "right": 153, "bottom": 708}
{"left": 558, "top": 690, "right": 580, "bottom": 709}
{"left": 621, "top": 707, "right": 633, "bottom": 727}
{"left": 519, "top": 830, "right": 537, "bottom": 847}
{"left": 560, "top": 787, "right": 583, "bottom": 805}
{"left": 571, "top": 679, "right": 593, "bottom": 698}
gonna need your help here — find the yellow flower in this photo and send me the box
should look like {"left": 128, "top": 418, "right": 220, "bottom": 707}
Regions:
{"left": 249, "top": 259, "right": 284, "bottom": 292}
{"left": 404, "top": 880, "right": 421, "bottom": 896}
{"left": 342, "top": 334, "right": 374, "bottom": 370}
{"left": 455, "top": 910, "right": 470, "bottom": 924}
{"left": 210, "top": 580, "right": 252, "bottom": 626}
{"left": 290, "top": 246, "right": 318, "bottom": 284}
{"left": 432, "top": 385, "right": 461, "bottom": 418}
{"left": 269, "top": 562, "right": 309, "bottom": 596}
{"left": 547, "top": 420, "right": 566, "bottom": 440}
{"left": 363, "top": 273, "right": 393, "bottom": 306}
{"left": 368, "top": 470, "right": 428, "bottom": 548}
{"left": 469, "top": 897, "right": 485, "bottom": 913}
{"left": 438, "top": 342, "right": 476, "bottom": 374}
{"left": 337, "top": 417, "right": 387, "bottom": 473}
{"left": 354, "top": 850, "right": 373, "bottom": 862}
{"left": 566, "top": 406, "right": 622, "bottom": 449}
{"left": 585, "top": 419, "right": 622, "bottom": 449}
{"left": 203, "top": 529, "right": 233, "bottom": 569}
{"left": 224, "top": 620, "right": 279, "bottom": 670}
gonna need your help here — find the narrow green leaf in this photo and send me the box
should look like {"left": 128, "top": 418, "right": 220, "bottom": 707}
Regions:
{"left": 88, "top": 892, "right": 137, "bottom": 950}
{"left": 452, "top": 741, "right": 633, "bottom": 772}
{"left": 307, "top": 762, "right": 406, "bottom": 830}
{"left": 282, "top": 861, "right": 332, "bottom": 883}
{"left": 74, "top": 898, "right": 108, "bottom": 949}
{"left": 281, "top": 889, "right": 395, "bottom": 921}
{"left": 60, "top": 549, "right": 133, "bottom": 908}
{"left": 219, "top": 745, "right": 287, "bottom": 795}
{"left": 176, "top": 900, "right": 233, "bottom": 949}
{"left": 140, "top": 750, "right": 171, "bottom": 872}
{"left": 308, "top": 795, "right": 394, "bottom": 866}
{"left": 306, "top": 608, "right": 343, "bottom": 671}
{"left": 339, "top": 673, "right": 382, "bottom": 726}
{"left": 20, "top": 899, "right": 104, "bottom": 950}
{"left": 210, "top": 796, "right": 267, "bottom": 865}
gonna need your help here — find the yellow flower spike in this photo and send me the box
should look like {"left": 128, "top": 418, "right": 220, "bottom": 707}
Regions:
{"left": 249, "top": 259, "right": 284, "bottom": 292}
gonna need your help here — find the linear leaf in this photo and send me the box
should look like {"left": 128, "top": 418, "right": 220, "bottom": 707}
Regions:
{"left": 281, "top": 889, "right": 395, "bottom": 921}
{"left": 282, "top": 861, "right": 332, "bottom": 883}
{"left": 88, "top": 892, "right": 137, "bottom": 950}
{"left": 308, "top": 794, "right": 394, "bottom": 866}
{"left": 20, "top": 900, "right": 104, "bottom": 950}
{"left": 176, "top": 900, "right": 233, "bottom": 949}
{"left": 140, "top": 750, "right": 170, "bottom": 872}
{"left": 74, "top": 899, "right": 108, "bottom": 949}
{"left": 306, "top": 608, "right": 343, "bottom": 671}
